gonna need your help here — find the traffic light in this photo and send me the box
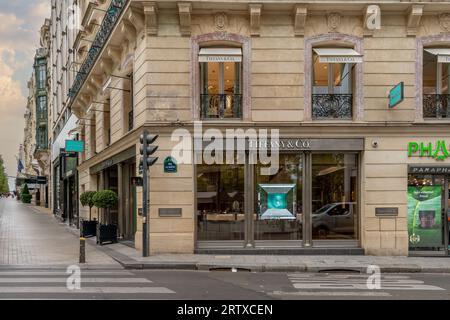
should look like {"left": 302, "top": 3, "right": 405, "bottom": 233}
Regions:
{"left": 139, "top": 131, "right": 159, "bottom": 171}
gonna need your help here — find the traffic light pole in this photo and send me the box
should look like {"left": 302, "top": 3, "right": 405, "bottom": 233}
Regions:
{"left": 142, "top": 129, "right": 149, "bottom": 257}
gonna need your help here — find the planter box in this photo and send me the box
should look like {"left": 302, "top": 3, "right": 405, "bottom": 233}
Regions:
{"left": 96, "top": 224, "right": 118, "bottom": 245}
{"left": 81, "top": 220, "right": 98, "bottom": 238}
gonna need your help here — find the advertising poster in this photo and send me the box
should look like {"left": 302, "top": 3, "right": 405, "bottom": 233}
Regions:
{"left": 407, "top": 186, "right": 443, "bottom": 248}
{"left": 257, "top": 184, "right": 296, "bottom": 220}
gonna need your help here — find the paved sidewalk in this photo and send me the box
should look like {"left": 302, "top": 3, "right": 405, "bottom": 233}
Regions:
{"left": 0, "top": 198, "right": 120, "bottom": 267}
{"left": 88, "top": 236, "right": 450, "bottom": 273}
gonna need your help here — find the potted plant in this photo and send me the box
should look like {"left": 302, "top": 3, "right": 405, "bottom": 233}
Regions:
{"left": 80, "top": 191, "right": 98, "bottom": 237}
{"left": 93, "top": 190, "right": 119, "bottom": 245}
{"left": 21, "top": 184, "right": 32, "bottom": 204}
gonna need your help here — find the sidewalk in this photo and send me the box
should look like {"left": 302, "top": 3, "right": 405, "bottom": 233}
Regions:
{"left": 0, "top": 199, "right": 120, "bottom": 268}
{"left": 87, "top": 237, "right": 450, "bottom": 274}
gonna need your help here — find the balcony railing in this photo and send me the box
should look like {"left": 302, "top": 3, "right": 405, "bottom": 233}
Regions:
{"left": 201, "top": 94, "right": 243, "bottom": 119}
{"left": 312, "top": 94, "right": 353, "bottom": 120}
{"left": 423, "top": 94, "right": 450, "bottom": 119}
{"left": 128, "top": 110, "right": 134, "bottom": 131}
{"left": 68, "top": 0, "right": 129, "bottom": 99}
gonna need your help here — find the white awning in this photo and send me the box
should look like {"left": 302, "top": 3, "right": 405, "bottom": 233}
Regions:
{"left": 425, "top": 48, "right": 450, "bottom": 63}
{"left": 313, "top": 48, "right": 363, "bottom": 63}
{"left": 199, "top": 48, "right": 242, "bottom": 63}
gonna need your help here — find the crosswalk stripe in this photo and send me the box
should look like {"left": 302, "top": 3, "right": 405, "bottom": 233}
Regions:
{"left": 0, "top": 278, "right": 152, "bottom": 283}
{"left": 271, "top": 291, "right": 392, "bottom": 297}
{"left": 292, "top": 283, "right": 445, "bottom": 291}
{"left": 0, "top": 271, "right": 135, "bottom": 277}
{"left": 0, "top": 287, "right": 176, "bottom": 294}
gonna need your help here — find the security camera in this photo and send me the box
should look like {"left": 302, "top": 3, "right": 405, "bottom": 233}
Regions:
{"left": 372, "top": 140, "right": 379, "bottom": 148}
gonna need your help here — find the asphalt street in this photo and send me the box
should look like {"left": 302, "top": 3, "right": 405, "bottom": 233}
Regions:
{"left": 0, "top": 268, "right": 450, "bottom": 300}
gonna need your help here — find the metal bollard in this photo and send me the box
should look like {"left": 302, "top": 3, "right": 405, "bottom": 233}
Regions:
{"left": 79, "top": 237, "right": 86, "bottom": 264}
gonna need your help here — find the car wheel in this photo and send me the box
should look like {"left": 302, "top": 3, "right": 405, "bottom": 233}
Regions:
{"left": 318, "top": 227, "right": 328, "bottom": 239}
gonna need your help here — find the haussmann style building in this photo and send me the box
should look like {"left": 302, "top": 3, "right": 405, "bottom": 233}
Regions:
{"left": 66, "top": 0, "right": 450, "bottom": 257}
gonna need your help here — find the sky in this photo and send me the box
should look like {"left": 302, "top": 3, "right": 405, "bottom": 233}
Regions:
{"left": 0, "top": 0, "right": 50, "bottom": 189}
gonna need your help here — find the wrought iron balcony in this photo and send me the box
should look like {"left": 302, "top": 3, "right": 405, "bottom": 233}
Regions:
{"left": 201, "top": 94, "right": 243, "bottom": 119}
{"left": 312, "top": 94, "right": 353, "bottom": 120}
{"left": 423, "top": 94, "right": 450, "bottom": 119}
{"left": 68, "top": 0, "right": 129, "bottom": 99}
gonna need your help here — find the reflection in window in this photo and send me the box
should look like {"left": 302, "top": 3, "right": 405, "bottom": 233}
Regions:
{"left": 197, "top": 163, "right": 245, "bottom": 241}
{"left": 255, "top": 154, "right": 303, "bottom": 241}
{"left": 200, "top": 55, "right": 242, "bottom": 119}
{"left": 312, "top": 51, "right": 353, "bottom": 119}
{"left": 312, "top": 154, "right": 358, "bottom": 240}
{"left": 423, "top": 49, "right": 450, "bottom": 118}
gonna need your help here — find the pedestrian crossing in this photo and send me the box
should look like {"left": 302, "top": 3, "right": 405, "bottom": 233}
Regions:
{"left": 0, "top": 269, "right": 176, "bottom": 298}
{"left": 286, "top": 273, "right": 445, "bottom": 291}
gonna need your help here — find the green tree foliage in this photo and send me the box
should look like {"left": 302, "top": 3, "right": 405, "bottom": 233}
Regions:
{"left": 0, "top": 156, "right": 9, "bottom": 194}
{"left": 93, "top": 190, "right": 118, "bottom": 224}
{"left": 80, "top": 191, "right": 97, "bottom": 221}
{"left": 21, "top": 184, "right": 32, "bottom": 204}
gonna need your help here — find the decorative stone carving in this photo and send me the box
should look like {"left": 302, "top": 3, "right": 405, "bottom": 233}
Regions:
{"left": 439, "top": 13, "right": 450, "bottom": 32}
{"left": 249, "top": 4, "right": 262, "bottom": 36}
{"left": 327, "top": 13, "right": 341, "bottom": 32}
{"left": 407, "top": 5, "right": 423, "bottom": 36}
{"left": 107, "top": 46, "right": 122, "bottom": 66}
{"left": 214, "top": 12, "right": 228, "bottom": 31}
{"left": 143, "top": 2, "right": 158, "bottom": 35}
{"left": 178, "top": 2, "right": 192, "bottom": 36}
{"left": 126, "top": 6, "right": 145, "bottom": 32}
{"left": 293, "top": 5, "right": 307, "bottom": 36}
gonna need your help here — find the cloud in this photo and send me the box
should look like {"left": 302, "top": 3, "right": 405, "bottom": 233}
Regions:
{"left": 0, "top": 0, "right": 50, "bottom": 177}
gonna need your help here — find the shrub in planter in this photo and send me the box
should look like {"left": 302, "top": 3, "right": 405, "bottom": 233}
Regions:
{"left": 80, "top": 191, "right": 98, "bottom": 237}
{"left": 93, "top": 190, "right": 119, "bottom": 245}
{"left": 21, "top": 185, "right": 32, "bottom": 204}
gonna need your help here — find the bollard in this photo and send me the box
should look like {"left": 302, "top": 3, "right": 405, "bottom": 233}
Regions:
{"left": 79, "top": 237, "right": 86, "bottom": 264}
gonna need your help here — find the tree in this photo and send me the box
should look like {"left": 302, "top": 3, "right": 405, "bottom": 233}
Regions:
{"left": 21, "top": 184, "right": 32, "bottom": 204}
{"left": 80, "top": 191, "right": 97, "bottom": 221}
{"left": 0, "top": 156, "right": 9, "bottom": 194}
{"left": 93, "top": 190, "right": 118, "bottom": 225}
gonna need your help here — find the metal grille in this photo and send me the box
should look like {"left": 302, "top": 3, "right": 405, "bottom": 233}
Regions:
{"left": 312, "top": 94, "right": 353, "bottom": 120}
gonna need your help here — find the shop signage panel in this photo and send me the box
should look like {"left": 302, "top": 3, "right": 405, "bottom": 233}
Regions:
{"left": 409, "top": 166, "right": 450, "bottom": 174}
{"left": 319, "top": 56, "right": 363, "bottom": 64}
{"left": 375, "top": 207, "right": 398, "bottom": 217}
{"left": 407, "top": 186, "right": 443, "bottom": 249}
{"left": 65, "top": 140, "right": 85, "bottom": 153}
{"left": 159, "top": 208, "right": 183, "bottom": 217}
{"left": 388, "top": 82, "right": 404, "bottom": 108}
{"left": 247, "top": 138, "right": 364, "bottom": 151}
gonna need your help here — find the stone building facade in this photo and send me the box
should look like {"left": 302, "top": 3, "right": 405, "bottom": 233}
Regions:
{"left": 70, "top": 0, "right": 450, "bottom": 256}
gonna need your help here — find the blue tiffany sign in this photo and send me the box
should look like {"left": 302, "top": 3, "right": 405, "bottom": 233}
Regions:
{"left": 164, "top": 157, "right": 178, "bottom": 173}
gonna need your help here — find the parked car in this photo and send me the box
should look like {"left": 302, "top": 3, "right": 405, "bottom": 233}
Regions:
{"left": 312, "top": 202, "right": 356, "bottom": 238}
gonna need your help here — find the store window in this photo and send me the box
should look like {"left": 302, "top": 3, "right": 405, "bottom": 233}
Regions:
{"left": 255, "top": 154, "right": 303, "bottom": 241}
{"left": 312, "top": 48, "right": 362, "bottom": 120}
{"left": 423, "top": 48, "right": 450, "bottom": 118}
{"left": 103, "top": 99, "right": 111, "bottom": 147}
{"left": 407, "top": 174, "right": 445, "bottom": 251}
{"left": 199, "top": 48, "right": 242, "bottom": 119}
{"left": 311, "top": 153, "right": 358, "bottom": 240}
{"left": 197, "top": 162, "right": 245, "bottom": 241}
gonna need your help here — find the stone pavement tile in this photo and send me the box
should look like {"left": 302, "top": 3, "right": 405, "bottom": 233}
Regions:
{"left": 0, "top": 199, "right": 119, "bottom": 266}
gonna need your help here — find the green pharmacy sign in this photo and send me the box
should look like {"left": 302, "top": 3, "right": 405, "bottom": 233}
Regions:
{"left": 389, "top": 82, "right": 404, "bottom": 108}
{"left": 407, "top": 186, "right": 442, "bottom": 249}
{"left": 408, "top": 141, "right": 450, "bottom": 161}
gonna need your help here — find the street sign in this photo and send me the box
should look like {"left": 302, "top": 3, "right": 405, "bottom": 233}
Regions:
{"left": 164, "top": 157, "right": 178, "bottom": 173}
{"left": 389, "top": 82, "right": 404, "bottom": 108}
{"left": 65, "top": 140, "right": 85, "bottom": 153}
